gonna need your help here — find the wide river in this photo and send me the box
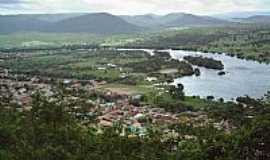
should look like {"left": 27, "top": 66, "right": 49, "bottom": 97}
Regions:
{"left": 119, "top": 49, "right": 270, "bottom": 100}
{"left": 120, "top": 49, "right": 270, "bottom": 101}
{"left": 167, "top": 49, "right": 270, "bottom": 101}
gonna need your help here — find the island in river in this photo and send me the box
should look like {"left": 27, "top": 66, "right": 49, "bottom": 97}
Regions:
{"left": 183, "top": 56, "right": 224, "bottom": 70}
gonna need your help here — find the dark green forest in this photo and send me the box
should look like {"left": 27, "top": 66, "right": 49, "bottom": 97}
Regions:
{"left": 0, "top": 89, "right": 270, "bottom": 160}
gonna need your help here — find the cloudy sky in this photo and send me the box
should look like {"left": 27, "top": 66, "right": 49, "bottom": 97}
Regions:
{"left": 0, "top": 0, "right": 269, "bottom": 15}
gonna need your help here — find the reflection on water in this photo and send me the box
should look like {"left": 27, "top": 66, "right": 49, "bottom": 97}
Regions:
{"left": 169, "top": 50, "right": 270, "bottom": 100}
{"left": 118, "top": 48, "right": 270, "bottom": 100}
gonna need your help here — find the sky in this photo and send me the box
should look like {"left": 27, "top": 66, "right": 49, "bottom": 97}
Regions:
{"left": 0, "top": 0, "right": 270, "bottom": 15}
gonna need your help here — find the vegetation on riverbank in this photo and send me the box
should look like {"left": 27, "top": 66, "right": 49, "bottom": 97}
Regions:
{"left": 0, "top": 48, "right": 195, "bottom": 84}
{"left": 122, "top": 25, "right": 270, "bottom": 63}
{"left": 1, "top": 24, "right": 270, "bottom": 63}
{"left": 184, "top": 56, "right": 224, "bottom": 70}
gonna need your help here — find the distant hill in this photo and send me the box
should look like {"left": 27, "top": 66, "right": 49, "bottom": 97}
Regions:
{"left": 0, "top": 13, "right": 142, "bottom": 34}
{"left": 238, "top": 15, "right": 270, "bottom": 24}
{"left": 0, "top": 12, "right": 253, "bottom": 34}
{"left": 29, "top": 13, "right": 84, "bottom": 23}
{"left": 46, "top": 13, "right": 142, "bottom": 34}
{"left": 0, "top": 15, "right": 49, "bottom": 34}
{"left": 121, "top": 12, "right": 229, "bottom": 28}
{"left": 120, "top": 14, "right": 162, "bottom": 28}
{"left": 214, "top": 11, "right": 270, "bottom": 20}
{"left": 161, "top": 13, "right": 229, "bottom": 27}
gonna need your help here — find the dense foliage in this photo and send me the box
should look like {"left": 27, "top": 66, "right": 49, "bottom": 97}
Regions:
{"left": 123, "top": 25, "right": 270, "bottom": 63}
{"left": 183, "top": 56, "right": 224, "bottom": 70}
{"left": 1, "top": 25, "right": 270, "bottom": 62}
{"left": 0, "top": 94, "right": 170, "bottom": 160}
{"left": 0, "top": 92, "right": 269, "bottom": 160}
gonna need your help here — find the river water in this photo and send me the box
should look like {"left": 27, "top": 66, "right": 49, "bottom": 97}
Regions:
{"left": 168, "top": 50, "right": 270, "bottom": 100}
{"left": 118, "top": 48, "right": 270, "bottom": 100}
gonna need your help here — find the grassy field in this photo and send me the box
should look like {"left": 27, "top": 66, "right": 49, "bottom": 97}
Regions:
{"left": 0, "top": 32, "right": 144, "bottom": 48}
{"left": 0, "top": 49, "right": 160, "bottom": 83}
{"left": 2, "top": 25, "right": 270, "bottom": 62}
{"left": 0, "top": 32, "right": 103, "bottom": 48}
{"left": 99, "top": 83, "right": 155, "bottom": 95}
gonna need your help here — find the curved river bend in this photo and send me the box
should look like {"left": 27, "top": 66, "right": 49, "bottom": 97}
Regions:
{"left": 119, "top": 49, "right": 270, "bottom": 101}
{"left": 169, "top": 50, "right": 270, "bottom": 101}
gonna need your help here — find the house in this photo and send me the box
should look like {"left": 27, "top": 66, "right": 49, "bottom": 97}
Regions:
{"left": 120, "top": 73, "right": 128, "bottom": 78}
{"left": 134, "top": 113, "right": 145, "bottom": 120}
{"left": 31, "top": 77, "right": 40, "bottom": 83}
{"left": 146, "top": 77, "right": 158, "bottom": 82}
{"left": 127, "top": 123, "right": 147, "bottom": 137}
{"left": 131, "top": 94, "right": 143, "bottom": 101}
{"left": 99, "top": 120, "right": 113, "bottom": 127}
{"left": 63, "top": 79, "right": 72, "bottom": 84}
{"left": 107, "top": 63, "right": 117, "bottom": 68}
{"left": 97, "top": 67, "right": 106, "bottom": 70}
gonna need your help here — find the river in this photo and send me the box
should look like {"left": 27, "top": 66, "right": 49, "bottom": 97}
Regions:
{"left": 168, "top": 50, "right": 270, "bottom": 101}
{"left": 118, "top": 48, "right": 270, "bottom": 101}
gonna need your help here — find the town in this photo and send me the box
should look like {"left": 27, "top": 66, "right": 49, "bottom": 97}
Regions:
{"left": 1, "top": 3, "right": 270, "bottom": 158}
{"left": 1, "top": 67, "right": 222, "bottom": 138}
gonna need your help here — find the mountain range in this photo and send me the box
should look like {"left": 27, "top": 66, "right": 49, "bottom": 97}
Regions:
{"left": 42, "top": 13, "right": 142, "bottom": 34}
{"left": 214, "top": 11, "right": 270, "bottom": 20}
{"left": 0, "top": 13, "right": 142, "bottom": 34}
{"left": 0, "top": 11, "right": 269, "bottom": 34}
{"left": 121, "top": 13, "right": 229, "bottom": 28}
{"left": 236, "top": 15, "right": 270, "bottom": 24}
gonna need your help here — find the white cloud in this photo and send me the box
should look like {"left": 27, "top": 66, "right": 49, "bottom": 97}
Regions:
{"left": 0, "top": 0, "right": 269, "bottom": 15}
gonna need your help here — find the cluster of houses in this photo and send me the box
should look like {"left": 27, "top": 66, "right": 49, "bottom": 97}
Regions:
{"left": 96, "top": 96, "right": 180, "bottom": 136}
{"left": 0, "top": 74, "right": 54, "bottom": 110}
{"left": 0, "top": 69, "right": 232, "bottom": 138}
{"left": 0, "top": 72, "right": 181, "bottom": 137}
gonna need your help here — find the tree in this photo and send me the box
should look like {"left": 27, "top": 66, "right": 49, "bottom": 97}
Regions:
{"left": 169, "top": 84, "right": 185, "bottom": 100}
{"left": 237, "top": 115, "right": 270, "bottom": 160}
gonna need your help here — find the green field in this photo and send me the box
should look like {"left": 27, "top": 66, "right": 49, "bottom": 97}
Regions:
{"left": 0, "top": 49, "right": 148, "bottom": 81}
{"left": 1, "top": 25, "right": 270, "bottom": 62}
{"left": 0, "top": 32, "right": 142, "bottom": 48}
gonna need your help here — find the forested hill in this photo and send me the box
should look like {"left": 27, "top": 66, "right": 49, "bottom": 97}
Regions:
{"left": 238, "top": 15, "right": 270, "bottom": 24}
{"left": 121, "top": 12, "right": 230, "bottom": 28}
{"left": 0, "top": 13, "right": 142, "bottom": 34}
{"left": 1, "top": 12, "right": 270, "bottom": 34}
{"left": 0, "top": 12, "right": 232, "bottom": 34}
{"left": 45, "top": 13, "right": 142, "bottom": 34}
